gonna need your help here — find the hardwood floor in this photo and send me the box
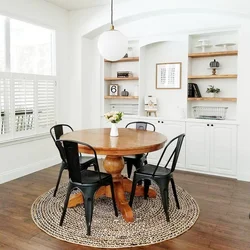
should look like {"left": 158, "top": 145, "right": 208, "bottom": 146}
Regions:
{"left": 0, "top": 165, "right": 250, "bottom": 250}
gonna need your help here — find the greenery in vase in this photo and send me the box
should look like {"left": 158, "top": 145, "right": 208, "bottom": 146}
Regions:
{"left": 206, "top": 85, "right": 220, "bottom": 94}
{"left": 104, "top": 111, "right": 123, "bottom": 123}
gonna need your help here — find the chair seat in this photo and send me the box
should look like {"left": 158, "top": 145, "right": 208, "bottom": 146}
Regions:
{"left": 136, "top": 164, "right": 171, "bottom": 176}
{"left": 80, "top": 170, "right": 111, "bottom": 184}
{"left": 80, "top": 156, "right": 96, "bottom": 166}
{"left": 124, "top": 154, "right": 144, "bottom": 160}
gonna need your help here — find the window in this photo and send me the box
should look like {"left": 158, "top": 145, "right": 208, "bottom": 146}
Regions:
{"left": 0, "top": 15, "right": 56, "bottom": 141}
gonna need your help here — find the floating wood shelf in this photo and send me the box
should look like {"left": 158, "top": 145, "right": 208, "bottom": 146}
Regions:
{"left": 188, "top": 74, "right": 237, "bottom": 79}
{"left": 188, "top": 50, "right": 238, "bottom": 58}
{"left": 104, "top": 96, "right": 139, "bottom": 99}
{"left": 104, "top": 77, "right": 139, "bottom": 81}
{"left": 187, "top": 97, "right": 237, "bottom": 102}
{"left": 104, "top": 57, "right": 139, "bottom": 63}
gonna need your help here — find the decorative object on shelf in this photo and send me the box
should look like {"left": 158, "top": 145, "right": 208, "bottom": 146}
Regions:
{"left": 121, "top": 89, "right": 129, "bottom": 96}
{"left": 209, "top": 59, "right": 220, "bottom": 75}
{"left": 156, "top": 62, "right": 182, "bottom": 89}
{"left": 123, "top": 53, "right": 128, "bottom": 58}
{"left": 193, "top": 106, "right": 228, "bottom": 120}
{"left": 117, "top": 71, "right": 133, "bottom": 78}
{"left": 97, "top": 0, "right": 128, "bottom": 61}
{"left": 110, "top": 103, "right": 138, "bottom": 115}
{"left": 206, "top": 85, "right": 220, "bottom": 97}
{"left": 215, "top": 43, "right": 236, "bottom": 51}
{"left": 104, "top": 111, "right": 123, "bottom": 136}
{"left": 145, "top": 96, "right": 157, "bottom": 116}
{"left": 195, "top": 39, "right": 212, "bottom": 52}
{"left": 188, "top": 83, "right": 195, "bottom": 97}
{"left": 109, "top": 84, "right": 119, "bottom": 96}
{"left": 189, "top": 83, "right": 202, "bottom": 97}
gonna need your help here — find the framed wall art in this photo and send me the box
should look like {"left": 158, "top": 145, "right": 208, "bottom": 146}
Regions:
{"left": 156, "top": 62, "right": 182, "bottom": 89}
{"left": 109, "top": 84, "right": 119, "bottom": 96}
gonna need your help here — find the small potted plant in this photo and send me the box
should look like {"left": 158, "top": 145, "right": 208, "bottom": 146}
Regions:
{"left": 206, "top": 85, "right": 220, "bottom": 97}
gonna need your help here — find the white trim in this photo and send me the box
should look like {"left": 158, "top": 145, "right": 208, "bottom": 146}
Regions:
{"left": 0, "top": 132, "right": 50, "bottom": 147}
{"left": 0, "top": 155, "right": 60, "bottom": 184}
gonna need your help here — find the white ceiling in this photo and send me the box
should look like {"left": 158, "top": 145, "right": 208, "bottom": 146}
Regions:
{"left": 44, "top": 0, "right": 126, "bottom": 11}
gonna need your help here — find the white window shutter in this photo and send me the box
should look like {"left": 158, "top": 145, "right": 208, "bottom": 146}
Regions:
{"left": 37, "top": 77, "right": 56, "bottom": 132}
{"left": 13, "top": 74, "right": 35, "bottom": 136}
{"left": 0, "top": 73, "right": 12, "bottom": 139}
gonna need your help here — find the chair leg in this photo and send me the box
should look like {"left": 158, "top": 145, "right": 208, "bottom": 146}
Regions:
{"left": 60, "top": 182, "right": 73, "bottom": 226}
{"left": 84, "top": 192, "right": 95, "bottom": 236}
{"left": 54, "top": 162, "right": 66, "bottom": 197}
{"left": 126, "top": 161, "right": 133, "bottom": 178}
{"left": 144, "top": 179, "right": 151, "bottom": 199}
{"left": 136, "top": 159, "right": 144, "bottom": 185}
{"left": 170, "top": 178, "right": 180, "bottom": 209}
{"left": 158, "top": 180, "right": 170, "bottom": 222}
{"left": 129, "top": 175, "right": 143, "bottom": 207}
{"left": 110, "top": 181, "right": 118, "bottom": 217}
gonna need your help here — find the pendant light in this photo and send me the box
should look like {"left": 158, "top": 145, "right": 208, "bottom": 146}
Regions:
{"left": 98, "top": 0, "right": 128, "bottom": 61}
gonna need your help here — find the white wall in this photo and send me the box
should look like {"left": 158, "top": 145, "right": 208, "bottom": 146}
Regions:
{"left": 0, "top": 0, "right": 69, "bottom": 183}
{"left": 67, "top": 0, "right": 250, "bottom": 181}
{"left": 141, "top": 41, "right": 188, "bottom": 119}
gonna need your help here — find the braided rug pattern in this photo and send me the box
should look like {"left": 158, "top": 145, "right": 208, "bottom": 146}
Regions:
{"left": 31, "top": 183, "right": 199, "bottom": 248}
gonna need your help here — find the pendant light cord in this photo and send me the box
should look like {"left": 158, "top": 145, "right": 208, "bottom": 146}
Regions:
{"left": 111, "top": 0, "right": 114, "bottom": 30}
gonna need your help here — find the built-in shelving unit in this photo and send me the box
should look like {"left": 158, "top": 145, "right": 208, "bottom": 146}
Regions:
{"left": 104, "top": 57, "right": 139, "bottom": 63}
{"left": 188, "top": 50, "right": 238, "bottom": 58}
{"left": 188, "top": 74, "right": 237, "bottom": 79}
{"left": 104, "top": 77, "right": 139, "bottom": 81}
{"left": 104, "top": 96, "right": 139, "bottom": 99}
{"left": 103, "top": 42, "right": 140, "bottom": 116}
{"left": 187, "top": 31, "right": 238, "bottom": 119}
{"left": 188, "top": 97, "right": 237, "bottom": 102}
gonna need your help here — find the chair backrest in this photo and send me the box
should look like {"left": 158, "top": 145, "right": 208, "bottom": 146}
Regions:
{"left": 153, "top": 134, "right": 185, "bottom": 176}
{"left": 58, "top": 139, "right": 100, "bottom": 183}
{"left": 125, "top": 121, "right": 155, "bottom": 131}
{"left": 50, "top": 124, "right": 73, "bottom": 162}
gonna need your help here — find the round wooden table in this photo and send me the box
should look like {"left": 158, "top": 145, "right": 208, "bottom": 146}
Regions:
{"left": 61, "top": 128, "right": 167, "bottom": 222}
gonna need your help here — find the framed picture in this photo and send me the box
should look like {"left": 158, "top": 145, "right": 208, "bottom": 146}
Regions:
{"left": 156, "top": 62, "right": 182, "bottom": 89}
{"left": 109, "top": 84, "right": 119, "bottom": 96}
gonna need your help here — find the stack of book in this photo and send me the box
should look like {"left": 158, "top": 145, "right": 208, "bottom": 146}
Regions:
{"left": 117, "top": 71, "right": 133, "bottom": 78}
{"left": 188, "top": 83, "right": 201, "bottom": 97}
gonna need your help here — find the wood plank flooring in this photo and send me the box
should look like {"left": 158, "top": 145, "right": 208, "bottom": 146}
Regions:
{"left": 0, "top": 165, "right": 250, "bottom": 250}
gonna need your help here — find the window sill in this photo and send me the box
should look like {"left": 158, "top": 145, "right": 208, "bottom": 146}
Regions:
{"left": 0, "top": 133, "right": 50, "bottom": 147}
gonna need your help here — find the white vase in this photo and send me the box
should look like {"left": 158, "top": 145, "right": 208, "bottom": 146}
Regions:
{"left": 110, "top": 123, "right": 119, "bottom": 137}
{"left": 208, "top": 93, "right": 215, "bottom": 97}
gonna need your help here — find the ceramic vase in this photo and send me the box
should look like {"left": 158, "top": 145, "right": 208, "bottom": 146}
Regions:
{"left": 110, "top": 123, "right": 118, "bottom": 137}
{"left": 209, "top": 93, "right": 215, "bottom": 97}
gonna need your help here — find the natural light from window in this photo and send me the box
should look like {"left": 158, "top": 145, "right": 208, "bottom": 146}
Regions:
{"left": 10, "top": 19, "right": 54, "bottom": 75}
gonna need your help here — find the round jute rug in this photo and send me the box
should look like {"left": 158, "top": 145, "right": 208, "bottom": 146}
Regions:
{"left": 31, "top": 183, "right": 199, "bottom": 248}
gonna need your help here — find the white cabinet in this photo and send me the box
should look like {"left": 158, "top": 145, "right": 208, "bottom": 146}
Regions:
{"left": 186, "top": 122, "right": 237, "bottom": 177}
{"left": 147, "top": 120, "right": 186, "bottom": 169}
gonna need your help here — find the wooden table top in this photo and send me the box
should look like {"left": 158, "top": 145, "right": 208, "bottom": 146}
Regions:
{"left": 61, "top": 128, "right": 167, "bottom": 156}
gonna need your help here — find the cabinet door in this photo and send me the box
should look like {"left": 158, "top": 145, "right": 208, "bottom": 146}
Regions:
{"left": 186, "top": 122, "right": 210, "bottom": 172}
{"left": 210, "top": 124, "right": 237, "bottom": 176}
{"left": 148, "top": 121, "right": 186, "bottom": 169}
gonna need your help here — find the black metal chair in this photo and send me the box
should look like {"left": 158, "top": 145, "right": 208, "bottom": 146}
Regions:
{"left": 50, "top": 124, "right": 97, "bottom": 197}
{"left": 124, "top": 121, "right": 156, "bottom": 179}
{"left": 129, "top": 134, "right": 185, "bottom": 222}
{"left": 58, "top": 139, "right": 118, "bottom": 236}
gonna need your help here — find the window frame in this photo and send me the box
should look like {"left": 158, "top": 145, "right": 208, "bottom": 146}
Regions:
{"left": 0, "top": 15, "right": 57, "bottom": 144}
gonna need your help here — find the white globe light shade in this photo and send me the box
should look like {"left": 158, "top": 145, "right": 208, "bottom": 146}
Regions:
{"left": 98, "top": 29, "right": 128, "bottom": 61}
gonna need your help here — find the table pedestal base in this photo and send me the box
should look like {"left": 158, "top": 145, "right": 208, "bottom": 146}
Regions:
{"left": 67, "top": 155, "right": 156, "bottom": 222}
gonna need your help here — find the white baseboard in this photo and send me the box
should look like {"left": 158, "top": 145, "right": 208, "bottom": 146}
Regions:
{"left": 0, "top": 156, "right": 61, "bottom": 184}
